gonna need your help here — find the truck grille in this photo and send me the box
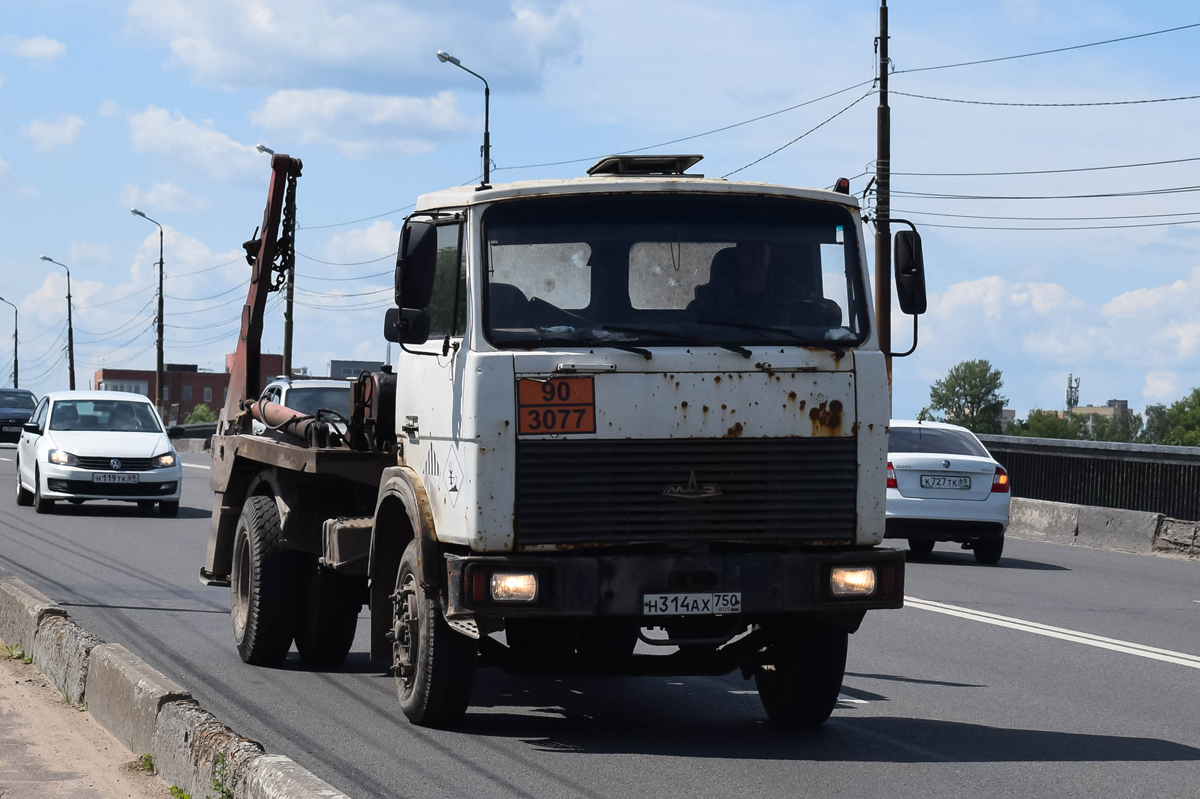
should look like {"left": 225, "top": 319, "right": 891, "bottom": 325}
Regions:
{"left": 515, "top": 437, "right": 858, "bottom": 545}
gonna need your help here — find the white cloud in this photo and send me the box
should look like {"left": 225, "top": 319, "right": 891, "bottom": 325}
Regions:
{"left": 250, "top": 89, "right": 468, "bottom": 160}
{"left": 1143, "top": 372, "right": 1177, "bottom": 402}
{"left": 120, "top": 182, "right": 208, "bottom": 213}
{"left": 128, "top": 107, "right": 259, "bottom": 180}
{"left": 125, "top": 0, "right": 581, "bottom": 89}
{"left": 0, "top": 155, "right": 11, "bottom": 190}
{"left": 322, "top": 220, "right": 398, "bottom": 263}
{"left": 20, "top": 186, "right": 38, "bottom": 197}
{"left": 2, "top": 35, "right": 66, "bottom": 61}
{"left": 98, "top": 100, "right": 119, "bottom": 118}
{"left": 21, "top": 115, "right": 85, "bottom": 153}
{"left": 69, "top": 242, "right": 113, "bottom": 263}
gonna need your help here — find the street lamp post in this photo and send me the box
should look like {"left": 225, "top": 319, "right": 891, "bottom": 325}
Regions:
{"left": 0, "top": 296, "right": 16, "bottom": 388}
{"left": 131, "top": 209, "right": 165, "bottom": 410}
{"left": 38, "top": 256, "right": 75, "bottom": 389}
{"left": 437, "top": 50, "right": 491, "bottom": 189}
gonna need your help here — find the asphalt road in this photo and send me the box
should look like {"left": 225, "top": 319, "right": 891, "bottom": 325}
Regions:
{"left": 1, "top": 444, "right": 1198, "bottom": 799}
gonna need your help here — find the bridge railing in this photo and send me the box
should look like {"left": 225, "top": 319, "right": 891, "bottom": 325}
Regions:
{"left": 976, "top": 434, "right": 1200, "bottom": 522}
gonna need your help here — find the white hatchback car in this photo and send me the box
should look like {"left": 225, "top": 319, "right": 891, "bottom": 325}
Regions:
{"left": 14, "top": 391, "right": 183, "bottom": 516}
{"left": 884, "top": 420, "right": 1011, "bottom": 564}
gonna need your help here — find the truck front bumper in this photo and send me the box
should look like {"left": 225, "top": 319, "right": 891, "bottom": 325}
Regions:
{"left": 447, "top": 547, "right": 905, "bottom": 618}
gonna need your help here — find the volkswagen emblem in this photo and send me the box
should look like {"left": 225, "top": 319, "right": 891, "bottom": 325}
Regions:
{"left": 942, "top": 459, "right": 951, "bottom": 468}
{"left": 110, "top": 458, "right": 122, "bottom": 470}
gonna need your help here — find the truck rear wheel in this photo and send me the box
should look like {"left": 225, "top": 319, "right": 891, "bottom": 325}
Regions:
{"left": 756, "top": 623, "right": 847, "bottom": 726}
{"left": 295, "top": 558, "right": 360, "bottom": 668}
{"left": 231, "top": 495, "right": 301, "bottom": 666}
{"left": 393, "top": 540, "right": 477, "bottom": 727}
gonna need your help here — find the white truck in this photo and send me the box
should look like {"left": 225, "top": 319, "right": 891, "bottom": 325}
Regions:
{"left": 204, "top": 152, "right": 926, "bottom": 728}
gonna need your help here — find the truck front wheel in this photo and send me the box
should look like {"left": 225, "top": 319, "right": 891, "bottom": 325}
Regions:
{"left": 755, "top": 622, "right": 847, "bottom": 726}
{"left": 231, "top": 495, "right": 301, "bottom": 666}
{"left": 393, "top": 541, "right": 477, "bottom": 727}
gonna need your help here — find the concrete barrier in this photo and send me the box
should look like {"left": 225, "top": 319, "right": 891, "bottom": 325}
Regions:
{"left": 31, "top": 616, "right": 103, "bottom": 705}
{"left": 1076, "top": 505, "right": 1161, "bottom": 555}
{"left": 244, "top": 754, "right": 353, "bottom": 799}
{"left": 0, "top": 576, "right": 66, "bottom": 652}
{"left": 152, "top": 700, "right": 265, "bottom": 799}
{"left": 1007, "top": 498, "right": 1079, "bottom": 545}
{"left": 1154, "top": 518, "right": 1199, "bottom": 557}
{"left": 84, "top": 643, "right": 191, "bottom": 756}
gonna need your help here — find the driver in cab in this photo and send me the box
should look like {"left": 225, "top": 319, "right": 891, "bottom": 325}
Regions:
{"left": 688, "top": 242, "right": 829, "bottom": 327}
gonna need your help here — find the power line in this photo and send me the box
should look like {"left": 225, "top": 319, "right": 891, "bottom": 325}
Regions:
{"left": 297, "top": 252, "right": 394, "bottom": 266}
{"left": 84, "top": 284, "right": 155, "bottom": 309}
{"left": 894, "top": 208, "right": 1200, "bottom": 221}
{"left": 167, "top": 256, "right": 244, "bottom": 280}
{"left": 892, "top": 90, "right": 1200, "bottom": 108}
{"left": 722, "top": 90, "right": 876, "bottom": 178}
{"left": 892, "top": 22, "right": 1200, "bottom": 75}
{"left": 165, "top": 280, "right": 249, "bottom": 302}
{"left": 295, "top": 286, "right": 391, "bottom": 299}
{"left": 893, "top": 183, "right": 1200, "bottom": 200}
{"left": 298, "top": 205, "right": 414, "bottom": 231}
{"left": 295, "top": 269, "right": 392, "bottom": 282}
{"left": 893, "top": 155, "right": 1200, "bottom": 177}
{"left": 75, "top": 298, "right": 156, "bottom": 338}
{"left": 920, "top": 218, "right": 1200, "bottom": 231}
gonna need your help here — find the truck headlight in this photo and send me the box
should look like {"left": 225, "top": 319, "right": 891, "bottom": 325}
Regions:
{"left": 491, "top": 573, "right": 538, "bottom": 602}
{"left": 830, "top": 566, "right": 876, "bottom": 597}
{"left": 48, "top": 449, "right": 79, "bottom": 467}
{"left": 153, "top": 452, "right": 177, "bottom": 468}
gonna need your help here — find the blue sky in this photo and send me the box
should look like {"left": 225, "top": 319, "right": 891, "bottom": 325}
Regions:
{"left": 2, "top": 0, "right": 1199, "bottom": 420}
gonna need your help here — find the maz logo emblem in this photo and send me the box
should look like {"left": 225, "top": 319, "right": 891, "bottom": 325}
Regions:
{"left": 663, "top": 470, "right": 721, "bottom": 499}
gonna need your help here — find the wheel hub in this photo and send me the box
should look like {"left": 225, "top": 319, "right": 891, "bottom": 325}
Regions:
{"left": 392, "top": 576, "right": 419, "bottom": 684}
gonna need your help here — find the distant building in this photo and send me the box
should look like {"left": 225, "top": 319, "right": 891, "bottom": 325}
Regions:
{"left": 1000, "top": 409, "right": 1016, "bottom": 431}
{"left": 96, "top": 353, "right": 283, "bottom": 418}
{"left": 1074, "top": 399, "right": 1129, "bottom": 419}
{"left": 328, "top": 359, "right": 383, "bottom": 380}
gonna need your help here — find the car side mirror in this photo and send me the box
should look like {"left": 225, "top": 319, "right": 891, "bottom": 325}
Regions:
{"left": 395, "top": 220, "right": 438, "bottom": 310}
{"left": 383, "top": 307, "right": 431, "bottom": 346}
{"left": 23, "top": 422, "right": 40, "bottom": 435}
{"left": 167, "top": 425, "right": 185, "bottom": 439}
{"left": 894, "top": 227, "right": 927, "bottom": 316}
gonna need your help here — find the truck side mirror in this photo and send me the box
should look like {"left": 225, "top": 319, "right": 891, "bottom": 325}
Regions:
{"left": 395, "top": 221, "right": 438, "bottom": 310}
{"left": 383, "top": 307, "right": 431, "bottom": 346}
{"left": 894, "top": 228, "right": 927, "bottom": 316}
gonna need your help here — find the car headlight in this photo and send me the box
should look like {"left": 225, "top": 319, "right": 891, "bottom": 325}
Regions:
{"left": 153, "top": 452, "right": 177, "bottom": 468}
{"left": 48, "top": 449, "right": 79, "bottom": 466}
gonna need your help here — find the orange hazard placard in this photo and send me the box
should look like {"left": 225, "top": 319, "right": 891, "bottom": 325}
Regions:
{"left": 517, "top": 377, "right": 596, "bottom": 435}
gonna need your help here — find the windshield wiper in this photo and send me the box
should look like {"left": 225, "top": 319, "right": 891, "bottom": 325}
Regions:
{"left": 697, "top": 318, "right": 849, "bottom": 353}
{"left": 600, "top": 325, "right": 751, "bottom": 358}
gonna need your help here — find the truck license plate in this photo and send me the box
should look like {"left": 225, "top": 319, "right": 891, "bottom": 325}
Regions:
{"left": 920, "top": 475, "right": 971, "bottom": 490}
{"left": 643, "top": 592, "right": 741, "bottom": 615}
{"left": 93, "top": 473, "right": 139, "bottom": 484}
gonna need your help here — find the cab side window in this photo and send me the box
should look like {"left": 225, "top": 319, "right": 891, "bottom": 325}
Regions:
{"left": 425, "top": 223, "right": 467, "bottom": 340}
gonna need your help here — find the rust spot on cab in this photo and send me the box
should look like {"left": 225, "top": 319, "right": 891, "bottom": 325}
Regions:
{"left": 787, "top": 391, "right": 797, "bottom": 402}
{"left": 681, "top": 401, "right": 689, "bottom": 410}
{"left": 808, "top": 399, "right": 844, "bottom": 437}
{"left": 713, "top": 375, "right": 722, "bottom": 385}
{"left": 725, "top": 422, "right": 744, "bottom": 438}
{"left": 799, "top": 400, "right": 806, "bottom": 411}
{"left": 702, "top": 405, "right": 709, "bottom": 414}
{"left": 721, "top": 404, "right": 727, "bottom": 411}
{"left": 503, "top": 419, "right": 510, "bottom": 428}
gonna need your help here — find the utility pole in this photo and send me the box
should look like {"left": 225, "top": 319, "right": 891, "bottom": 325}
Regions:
{"left": 39, "top": 256, "right": 75, "bottom": 389}
{"left": 131, "top": 209, "right": 166, "bottom": 410}
{"left": 875, "top": 0, "right": 892, "bottom": 388}
{"left": 0, "top": 297, "right": 15, "bottom": 386}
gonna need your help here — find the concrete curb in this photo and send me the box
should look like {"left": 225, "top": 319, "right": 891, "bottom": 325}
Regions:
{"left": 152, "top": 699, "right": 266, "bottom": 799}
{"left": 85, "top": 643, "right": 193, "bottom": 756}
{"left": 244, "top": 754, "right": 352, "bottom": 799}
{"left": 0, "top": 574, "right": 358, "bottom": 798}
{"left": 0, "top": 576, "right": 66, "bottom": 652}
{"left": 31, "top": 616, "right": 103, "bottom": 705}
{"left": 1008, "top": 498, "right": 1200, "bottom": 560}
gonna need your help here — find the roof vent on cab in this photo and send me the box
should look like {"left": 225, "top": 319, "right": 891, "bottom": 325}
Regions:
{"left": 586, "top": 154, "right": 704, "bottom": 177}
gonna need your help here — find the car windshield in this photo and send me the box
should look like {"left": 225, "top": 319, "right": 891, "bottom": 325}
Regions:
{"left": 49, "top": 400, "right": 162, "bottom": 432}
{"left": 0, "top": 390, "right": 36, "bottom": 410}
{"left": 285, "top": 386, "right": 350, "bottom": 416}
{"left": 482, "top": 194, "right": 868, "bottom": 349}
{"left": 890, "top": 427, "right": 991, "bottom": 458}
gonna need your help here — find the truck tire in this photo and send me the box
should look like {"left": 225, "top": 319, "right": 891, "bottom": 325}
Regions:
{"left": 15, "top": 459, "right": 33, "bottom": 506}
{"left": 393, "top": 540, "right": 477, "bottom": 727}
{"left": 908, "top": 538, "right": 935, "bottom": 557}
{"left": 231, "top": 495, "right": 301, "bottom": 666}
{"left": 756, "top": 623, "right": 847, "bottom": 726}
{"left": 33, "top": 467, "right": 54, "bottom": 514}
{"left": 974, "top": 537, "right": 1004, "bottom": 565}
{"left": 295, "top": 558, "right": 360, "bottom": 668}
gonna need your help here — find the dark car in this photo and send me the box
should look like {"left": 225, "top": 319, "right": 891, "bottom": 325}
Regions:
{"left": 0, "top": 389, "right": 37, "bottom": 443}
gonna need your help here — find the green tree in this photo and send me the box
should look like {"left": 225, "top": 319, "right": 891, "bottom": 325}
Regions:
{"left": 1015, "top": 409, "right": 1086, "bottom": 440}
{"left": 927, "top": 359, "right": 1008, "bottom": 434}
{"left": 1163, "top": 388, "right": 1200, "bottom": 446}
{"left": 1141, "top": 403, "right": 1171, "bottom": 444}
{"left": 1088, "top": 411, "right": 1143, "bottom": 443}
{"left": 184, "top": 403, "right": 217, "bottom": 424}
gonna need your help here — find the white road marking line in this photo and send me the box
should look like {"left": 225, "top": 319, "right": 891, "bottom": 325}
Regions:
{"left": 183, "top": 463, "right": 210, "bottom": 470}
{"left": 907, "top": 595, "right": 1200, "bottom": 670}
{"left": 729, "top": 689, "right": 869, "bottom": 705}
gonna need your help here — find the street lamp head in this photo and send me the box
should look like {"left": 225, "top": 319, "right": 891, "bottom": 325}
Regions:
{"left": 255, "top": 144, "right": 275, "bottom": 155}
{"left": 436, "top": 50, "right": 460, "bottom": 66}
{"left": 130, "top": 208, "right": 146, "bottom": 218}
{"left": 39, "top": 255, "right": 52, "bottom": 262}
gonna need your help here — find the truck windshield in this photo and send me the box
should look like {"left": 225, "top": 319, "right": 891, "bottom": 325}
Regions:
{"left": 482, "top": 193, "right": 868, "bottom": 349}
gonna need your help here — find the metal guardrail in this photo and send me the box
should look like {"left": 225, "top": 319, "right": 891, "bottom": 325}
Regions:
{"left": 977, "top": 434, "right": 1200, "bottom": 521}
